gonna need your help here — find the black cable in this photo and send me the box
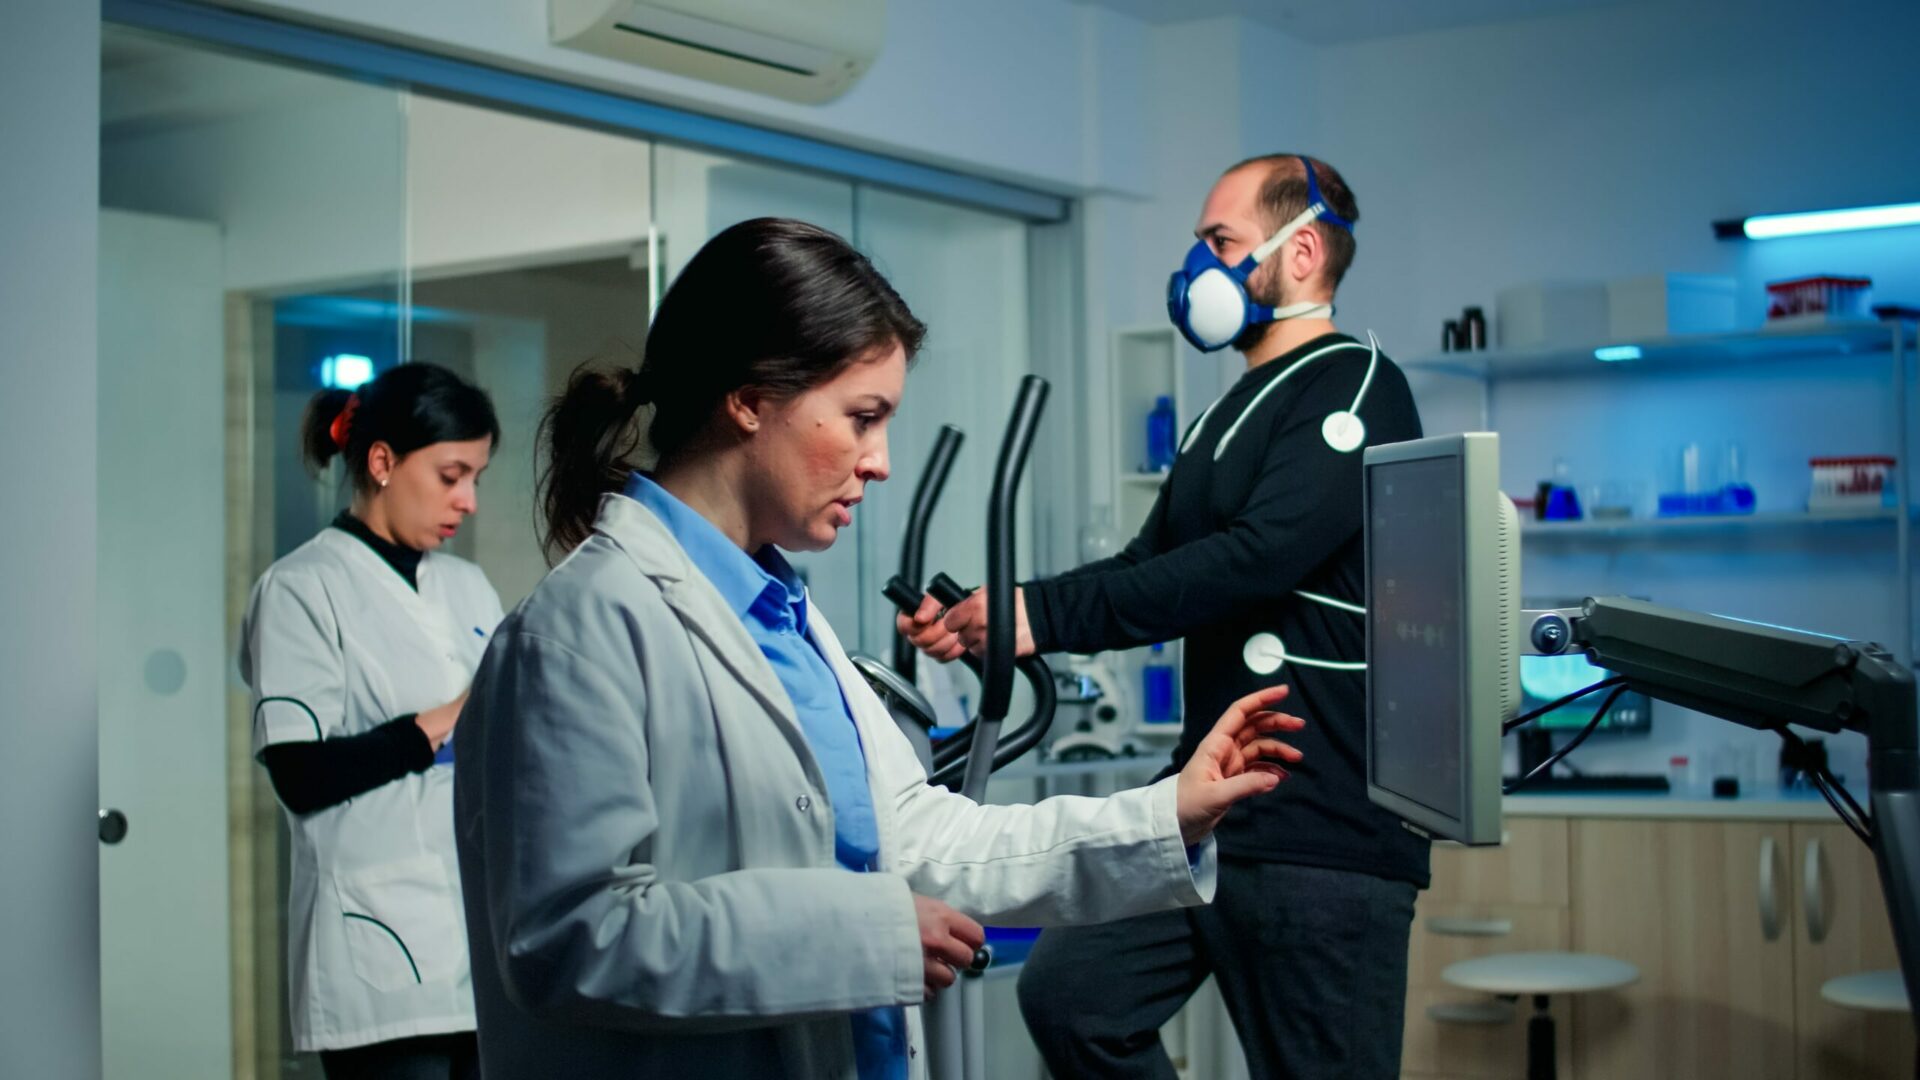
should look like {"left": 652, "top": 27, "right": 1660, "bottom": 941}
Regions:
{"left": 1822, "top": 762, "right": 1871, "bottom": 827}
{"left": 1504, "top": 685, "right": 1627, "bottom": 794}
{"left": 1777, "top": 728, "right": 1873, "bottom": 844}
{"left": 1503, "top": 676, "right": 1626, "bottom": 733}
{"left": 1810, "top": 769, "right": 1873, "bottom": 845}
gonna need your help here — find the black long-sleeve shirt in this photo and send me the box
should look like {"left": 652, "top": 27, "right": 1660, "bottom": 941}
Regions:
{"left": 259, "top": 512, "right": 433, "bottom": 815}
{"left": 1025, "top": 333, "right": 1431, "bottom": 887}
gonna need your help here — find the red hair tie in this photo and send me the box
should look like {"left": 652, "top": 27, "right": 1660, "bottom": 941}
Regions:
{"left": 329, "top": 395, "right": 360, "bottom": 450}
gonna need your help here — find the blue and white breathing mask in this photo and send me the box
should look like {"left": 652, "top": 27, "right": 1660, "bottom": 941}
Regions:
{"left": 1166, "top": 156, "right": 1354, "bottom": 353}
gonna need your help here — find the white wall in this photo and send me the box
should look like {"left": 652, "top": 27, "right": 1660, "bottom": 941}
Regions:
{"left": 407, "top": 94, "right": 654, "bottom": 279}
{"left": 217, "top": 0, "right": 1114, "bottom": 195}
{"left": 1313, "top": 0, "right": 1920, "bottom": 355}
{"left": 103, "top": 78, "right": 407, "bottom": 292}
{"left": 104, "top": 77, "right": 661, "bottom": 293}
{"left": 1078, "top": 15, "right": 1326, "bottom": 522}
{"left": 1, "top": 3, "right": 101, "bottom": 1077}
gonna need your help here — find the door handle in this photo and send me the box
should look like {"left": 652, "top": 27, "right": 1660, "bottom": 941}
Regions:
{"left": 98, "top": 808, "right": 128, "bottom": 845}
{"left": 1758, "top": 835, "right": 1781, "bottom": 941}
{"left": 1804, "top": 837, "right": 1829, "bottom": 944}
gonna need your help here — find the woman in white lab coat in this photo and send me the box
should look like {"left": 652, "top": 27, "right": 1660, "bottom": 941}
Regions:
{"left": 240, "top": 361, "right": 503, "bottom": 1080}
{"left": 454, "top": 218, "right": 1307, "bottom": 1080}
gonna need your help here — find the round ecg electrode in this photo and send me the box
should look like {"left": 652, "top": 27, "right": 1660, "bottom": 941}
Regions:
{"left": 1321, "top": 410, "right": 1366, "bottom": 453}
{"left": 1243, "top": 632, "right": 1288, "bottom": 675}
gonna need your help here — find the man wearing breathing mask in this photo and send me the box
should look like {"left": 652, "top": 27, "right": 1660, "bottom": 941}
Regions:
{"left": 901, "top": 155, "right": 1427, "bottom": 1078}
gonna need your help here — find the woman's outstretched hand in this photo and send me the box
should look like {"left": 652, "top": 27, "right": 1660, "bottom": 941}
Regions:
{"left": 1175, "top": 684, "right": 1305, "bottom": 845}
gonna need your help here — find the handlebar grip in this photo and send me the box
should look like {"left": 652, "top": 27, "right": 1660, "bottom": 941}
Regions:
{"left": 928, "top": 573, "right": 971, "bottom": 608}
{"left": 884, "top": 576, "right": 924, "bottom": 614}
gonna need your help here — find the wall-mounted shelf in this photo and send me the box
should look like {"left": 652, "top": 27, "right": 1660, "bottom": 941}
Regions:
{"left": 1405, "top": 321, "right": 1910, "bottom": 381}
{"left": 1110, "top": 325, "right": 1182, "bottom": 536}
{"left": 1438, "top": 318, "right": 1913, "bottom": 664}
{"left": 1521, "top": 507, "right": 1900, "bottom": 540}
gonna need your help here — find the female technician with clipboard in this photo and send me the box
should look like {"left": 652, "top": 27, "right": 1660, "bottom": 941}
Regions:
{"left": 240, "top": 362, "right": 502, "bottom": 1080}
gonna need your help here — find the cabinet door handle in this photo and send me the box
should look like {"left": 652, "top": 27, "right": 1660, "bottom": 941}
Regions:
{"left": 1759, "top": 835, "right": 1781, "bottom": 941}
{"left": 1804, "top": 837, "right": 1829, "bottom": 944}
{"left": 1427, "top": 916, "right": 1514, "bottom": 937}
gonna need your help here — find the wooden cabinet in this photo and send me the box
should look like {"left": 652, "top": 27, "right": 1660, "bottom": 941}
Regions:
{"left": 1791, "top": 822, "right": 1914, "bottom": 1080}
{"left": 1401, "top": 818, "right": 1574, "bottom": 1080}
{"left": 1402, "top": 813, "right": 1911, "bottom": 1080}
{"left": 1570, "top": 819, "right": 1798, "bottom": 1080}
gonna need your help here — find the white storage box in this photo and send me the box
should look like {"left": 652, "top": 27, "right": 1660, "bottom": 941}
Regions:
{"left": 1608, "top": 273, "right": 1738, "bottom": 338}
{"left": 1495, "top": 281, "right": 1609, "bottom": 349}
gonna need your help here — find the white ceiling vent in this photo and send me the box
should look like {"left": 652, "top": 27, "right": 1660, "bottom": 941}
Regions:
{"left": 551, "top": 0, "right": 885, "bottom": 104}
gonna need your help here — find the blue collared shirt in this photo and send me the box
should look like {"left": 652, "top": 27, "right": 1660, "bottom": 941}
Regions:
{"left": 625, "top": 473, "right": 905, "bottom": 1079}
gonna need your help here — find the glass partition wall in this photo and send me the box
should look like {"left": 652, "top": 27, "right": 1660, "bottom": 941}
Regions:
{"left": 99, "top": 23, "right": 1052, "bottom": 1079}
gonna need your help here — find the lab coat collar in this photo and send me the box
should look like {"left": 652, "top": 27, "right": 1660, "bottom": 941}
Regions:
{"left": 621, "top": 473, "right": 806, "bottom": 634}
{"left": 591, "top": 492, "right": 828, "bottom": 792}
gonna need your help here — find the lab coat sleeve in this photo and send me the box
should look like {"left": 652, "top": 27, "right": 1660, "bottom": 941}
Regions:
{"left": 241, "top": 569, "right": 345, "bottom": 757}
{"left": 866, "top": 690, "right": 1215, "bottom": 926}
{"left": 462, "top": 627, "right": 925, "bottom": 1033}
{"left": 1025, "top": 358, "right": 1413, "bottom": 654}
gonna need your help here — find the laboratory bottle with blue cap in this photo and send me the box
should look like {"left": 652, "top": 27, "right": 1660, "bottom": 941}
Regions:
{"left": 1146, "top": 395, "right": 1178, "bottom": 472}
{"left": 1142, "top": 643, "right": 1177, "bottom": 726}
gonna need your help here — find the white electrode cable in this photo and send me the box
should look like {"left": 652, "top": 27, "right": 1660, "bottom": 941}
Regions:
{"left": 1319, "top": 330, "right": 1381, "bottom": 454}
{"left": 1294, "top": 589, "right": 1365, "bottom": 615}
{"left": 1213, "top": 340, "right": 1371, "bottom": 460}
{"left": 1244, "top": 631, "right": 1368, "bottom": 675}
{"left": 1178, "top": 398, "right": 1223, "bottom": 455}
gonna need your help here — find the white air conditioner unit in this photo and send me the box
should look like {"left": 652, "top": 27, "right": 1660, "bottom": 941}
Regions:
{"left": 551, "top": 0, "right": 884, "bottom": 105}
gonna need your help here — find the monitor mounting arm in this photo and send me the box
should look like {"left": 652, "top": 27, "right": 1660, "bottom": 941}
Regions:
{"left": 1525, "top": 596, "right": 1920, "bottom": 1014}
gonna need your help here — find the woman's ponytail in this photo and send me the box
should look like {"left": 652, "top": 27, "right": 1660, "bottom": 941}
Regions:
{"left": 537, "top": 365, "right": 650, "bottom": 560}
{"left": 299, "top": 388, "right": 357, "bottom": 474}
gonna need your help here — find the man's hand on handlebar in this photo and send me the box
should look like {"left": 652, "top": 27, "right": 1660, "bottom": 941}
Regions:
{"left": 896, "top": 587, "right": 1034, "bottom": 663}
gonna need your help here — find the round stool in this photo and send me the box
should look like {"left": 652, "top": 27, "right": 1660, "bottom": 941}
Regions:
{"left": 1819, "top": 969, "right": 1908, "bottom": 1013}
{"left": 1442, "top": 952, "right": 1640, "bottom": 1080}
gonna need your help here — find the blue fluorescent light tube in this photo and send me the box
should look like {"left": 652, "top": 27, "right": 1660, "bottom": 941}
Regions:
{"left": 1594, "top": 345, "right": 1643, "bottom": 362}
{"left": 321, "top": 353, "right": 375, "bottom": 389}
{"left": 1743, "top": 201, "right": 1920, "bottom": 239}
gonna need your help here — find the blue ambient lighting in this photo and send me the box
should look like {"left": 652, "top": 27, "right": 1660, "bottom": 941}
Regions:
{"left": 320, "top": 353, "right": 375, "bottom": 390}
{"left": 1743, "top": 201, "right": 1920, "bottom": 239}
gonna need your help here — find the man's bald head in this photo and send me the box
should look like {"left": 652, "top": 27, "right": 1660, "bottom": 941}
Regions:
{"left": 1226, "top": 154, "right": 1360, "bottom": 288}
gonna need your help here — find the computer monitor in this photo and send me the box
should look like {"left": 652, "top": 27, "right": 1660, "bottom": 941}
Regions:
{"left": 1519, "top": 611, "right": 1651, "bottom": 733}
{"left": 1363, "top": 433, "right": 1520, "bottom": 846}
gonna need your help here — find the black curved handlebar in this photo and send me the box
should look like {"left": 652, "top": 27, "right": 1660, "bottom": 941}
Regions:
{"left": 891, "top": 425, "right": 965, "bottom": 681}
{"left": 878, "top": 381, "right": 1056, "bottom": 795}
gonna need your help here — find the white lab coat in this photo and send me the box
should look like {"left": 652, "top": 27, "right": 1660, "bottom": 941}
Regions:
{"left": 455, "top": 492, "right": 1216, "bottom": 1080}
{"left": 239, "top": 527, "right": 503, "bottom": 1051}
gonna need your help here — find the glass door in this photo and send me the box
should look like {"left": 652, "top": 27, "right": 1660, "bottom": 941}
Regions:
{"left": 99, "top": 26, "right": 409, "bottom": 1079}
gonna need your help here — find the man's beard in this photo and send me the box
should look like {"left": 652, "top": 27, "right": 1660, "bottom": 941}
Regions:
{"left": 1233, "top": 268, "right": 1286, "bottom": 352}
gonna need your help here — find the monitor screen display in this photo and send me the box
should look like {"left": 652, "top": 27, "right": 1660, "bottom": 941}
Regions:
{"left": 1520, "top": 652, "right": 1652, "bottom": 731}
{"left": 1366, "top": 455, "right": 1465, "bottom": 820}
